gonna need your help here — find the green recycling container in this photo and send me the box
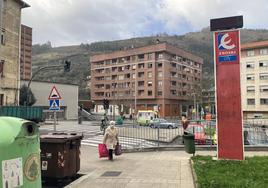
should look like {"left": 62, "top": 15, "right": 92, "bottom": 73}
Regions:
{"left": 183, "top": 132, "right": 195, "bottom": 154}
{"left": 0, "top": 117, "right": 41, "bottom": 188}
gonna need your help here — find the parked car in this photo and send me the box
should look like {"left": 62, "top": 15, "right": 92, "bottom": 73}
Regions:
{"left": 185, "top": 124, "right": 206, "bottom": 144}
{"left": 137, "top": 110, "right": 158, "bottom": 126}
{"left": 149, "top": 118, "right": 178, "bottom": 129}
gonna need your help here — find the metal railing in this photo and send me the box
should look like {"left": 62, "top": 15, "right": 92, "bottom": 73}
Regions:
{"left": 115, "top": 119, "right": 268, "bottom": 150}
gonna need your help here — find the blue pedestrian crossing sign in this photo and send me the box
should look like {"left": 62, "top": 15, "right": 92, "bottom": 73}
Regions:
{"left": 49, "top": 99, "right": 60, "bottom": 111}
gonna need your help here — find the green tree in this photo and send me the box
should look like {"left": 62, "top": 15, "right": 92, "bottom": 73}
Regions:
{"left": 19, "top": 84, "right": 36, "bottom": 106}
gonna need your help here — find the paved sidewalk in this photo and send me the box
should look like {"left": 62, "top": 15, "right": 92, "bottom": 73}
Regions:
{"left": 66, "top": 146, "right": 195, "bottom": 188}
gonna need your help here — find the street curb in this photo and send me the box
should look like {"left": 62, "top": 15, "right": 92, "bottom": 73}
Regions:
{"left": 190, "top": 159, "right": 199, "bottom": 188}
{"left": 121, "top": 145, "right": 268, "bottom": 153}
{"left": 64, "top": 171, "right": 95, "bottom": 188}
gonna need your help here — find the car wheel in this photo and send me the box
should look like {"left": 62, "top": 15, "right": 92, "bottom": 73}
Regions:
{"left": 168, "top": 125, "right": 172, "bottom": 129}
{"left": 149, "top": 124, "right": 154, "bottom": 128}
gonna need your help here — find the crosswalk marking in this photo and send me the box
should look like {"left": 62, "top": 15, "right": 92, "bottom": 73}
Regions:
{"left": 81, "top": 135, "right": 157, "bottom": 149}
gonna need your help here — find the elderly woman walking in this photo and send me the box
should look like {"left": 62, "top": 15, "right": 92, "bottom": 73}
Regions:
{"left": 103, "top": 121, "right": 119, "bottom": 161}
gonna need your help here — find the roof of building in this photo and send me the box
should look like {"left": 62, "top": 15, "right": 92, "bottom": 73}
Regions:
{"left": 241, "top": 40, "right": 268, "bottom": 50}
{"left": 90, "top": 42, "right": 203, "bottom": 64}
{"left": 15, "top": 0, "right": 30, "bottom": 8}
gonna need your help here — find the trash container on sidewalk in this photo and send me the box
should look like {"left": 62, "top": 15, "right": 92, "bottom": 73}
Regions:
{"left": 40, "top": 132, "right": 83, "bottom": 180}
{"left": 183, "top": 132, "right": 195, "bottom": 155}
{"left": 0, "top": 117, "right": 41, "bottom": 188}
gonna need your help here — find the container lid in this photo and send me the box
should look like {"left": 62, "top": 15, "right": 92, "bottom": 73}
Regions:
{"left": 0, "top": 117, "right": 36, "bottom": 146}
{"left": 40, "top": 132, "right": 83, "bottom": 143}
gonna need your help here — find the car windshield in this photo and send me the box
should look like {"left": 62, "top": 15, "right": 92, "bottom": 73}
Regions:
{"left": 186, "top": 126, "right": 203, "bottom": 133}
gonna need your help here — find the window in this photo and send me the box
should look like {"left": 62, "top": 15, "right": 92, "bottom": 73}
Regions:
{"left": 132, "top": 73, "right": 136, "bottom": 79}
{"left": 148, "top": 53, "right": 153, "bottom": 60}
{"left": 138, "top": 81, "right": 144, "bottom": 86}
{"left": 170, "top": 90, "right": 176, "bottom": 95}
{"left": 158, "top": 91, "right": 162, "bottom": 96}
{"left": 138, "top": 54, "right": 145, "bottom": 60}
{"left": 158, "top": 71, "right": 163, "bottom": 77}
{"left": 1, "top": 29, "right": 5, "bottom": 45}
{"left": 158, "top": 81, "right": 163, "bottom": 87}
{"left": 138, "top": 90, "right": 144, "bottom": 96}
{"left": 260, "top": 98, "right": 268, "bottom": 105}
{"left": 147, "top": 63, "right": 153, "bottom": 68}
{"left": 246, "top": 74, "right": 254, "bottom": 80}
{"left": 260, "top": 48, "right": 268, "bottom": 55}
{"left": 148, "top": 90, "right": 152, "bottom": 96}
{"left": 247, "top": 99, "right": 255, "bottom": 105}
{"left": 171, "top": 81, "right": 176, "bottom": 86}
{"left": 246, "top": 62, "right": 254, "bottom": 68}
{"left": 259, "top": 61, "right": 268, "bottom": 67}
{"left": 158, "top": 63, "right": 163, "bottom": 68}
{"left": 138, "top": 72, "right": 144, "bottom": 77}
{"left": 0, "top": 60, "right": 4, "bottom": 77}
{"left": 247, "top": 86, "right": 255, "bottom": 93}
{"left": 247, "top": 50, "right": 254, "bottom": 57}
{"left": 158, "top": 53, "right": 163, "bottom": 59}
{"left": 0, "top": 94, "right": 3, "bottom": 106}
{"left": 132, "top": 65, "right": 136, "bottom": 70}
{"left": 148, "top": 81, "right": 153, "bottom": 87}
{"left": 118, "top": 75, "right": 124, "bottom": 80}
{"left": 260, "top": 73, "right": 268, "bottom": 80}
{"left": 148, "top": 71, "right": 152, "bottom": 78}
{"left": 260, "top": 85, "right": 268, "bottom": 92}
{"left": 138, "top": 63, "right": 144, "bottom": 69}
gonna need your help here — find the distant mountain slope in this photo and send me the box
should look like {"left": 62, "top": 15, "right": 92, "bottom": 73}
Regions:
{"left": 32, "top": 28, "right": 268, "bottom": 99}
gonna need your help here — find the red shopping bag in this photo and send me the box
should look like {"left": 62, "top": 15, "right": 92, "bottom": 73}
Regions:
{"left": 115, "top": 144, "right": 122, "bottom": 156}
{"left": 98, "top": 144, "right": 108, "bottom": 158}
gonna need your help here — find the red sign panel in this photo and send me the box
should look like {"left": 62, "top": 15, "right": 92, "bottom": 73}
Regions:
{"left": 214, "top": 30, "right": 244, "bottom": 160}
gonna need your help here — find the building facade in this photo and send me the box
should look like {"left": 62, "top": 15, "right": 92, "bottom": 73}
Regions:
{"left": 90, "top": 43, "right": 203, "bottom": 117}
{"left": 0, "top": 0, "right": 29, "bottom": 106}
{"left": 241, "top": 40, "right": 268, "bottom": 119}
{"left": 20, "top": 24, "right": 32, "bottom": 80}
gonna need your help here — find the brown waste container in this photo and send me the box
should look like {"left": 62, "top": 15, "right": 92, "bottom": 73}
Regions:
{"left": 40, "top": 132, "right": 83, "bottom": 179}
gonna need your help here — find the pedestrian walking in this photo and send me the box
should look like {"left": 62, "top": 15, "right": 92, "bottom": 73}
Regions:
{"left": 103, "top": 121, "right": 119, "bottom": 161}
{"left": 181, "top": 116, "right": 189, "bottom": 131}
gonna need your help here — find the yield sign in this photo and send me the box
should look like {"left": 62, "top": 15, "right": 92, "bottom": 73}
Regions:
{"left": 48, "top": 86, "right": 62, "bottom": 100}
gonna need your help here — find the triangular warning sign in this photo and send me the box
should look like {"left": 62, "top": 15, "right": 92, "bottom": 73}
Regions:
{"left": 48, "top": 86, "right": 62, "bottom": 100}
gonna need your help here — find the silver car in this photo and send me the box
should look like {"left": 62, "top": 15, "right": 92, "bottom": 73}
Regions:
{"left": 149, "top": 118, "right": 178, "bottom": 129}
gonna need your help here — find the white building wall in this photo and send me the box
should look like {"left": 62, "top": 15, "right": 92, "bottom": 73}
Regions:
{"left": 241, "top": 50, "right": 268, "bottom": 119}
{"left": 21, "top": 81, "right": 78, "bottom": 120}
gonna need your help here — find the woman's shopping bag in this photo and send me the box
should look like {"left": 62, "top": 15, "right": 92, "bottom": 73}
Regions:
{"left": 114, "top": 143, "right": 122, "bottom": 156}
{"left": 98, "top": 144, "right": 108, "bottom": 158}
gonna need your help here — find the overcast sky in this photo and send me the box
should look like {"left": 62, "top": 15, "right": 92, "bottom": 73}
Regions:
{"left": 21, "top": 0, "right": 268, "bottom": 47}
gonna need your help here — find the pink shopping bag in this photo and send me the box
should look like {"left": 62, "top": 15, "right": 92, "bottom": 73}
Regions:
{"left": 98, "top": 144, "right": 108, "bottom": 158}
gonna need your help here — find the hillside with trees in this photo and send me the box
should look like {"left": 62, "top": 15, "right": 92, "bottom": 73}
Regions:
{"left": 32, "top": 28, "right": 268, "bottom": 99}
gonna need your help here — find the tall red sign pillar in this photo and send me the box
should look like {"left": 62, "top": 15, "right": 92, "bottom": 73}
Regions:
{"left": 211, "top": 16, "right": 244, "bottom": 160}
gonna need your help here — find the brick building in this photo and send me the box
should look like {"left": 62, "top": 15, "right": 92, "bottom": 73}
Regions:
{"left": 241, "top": 40, "right": 268, "bottom": 119}
{"left": 20, "top": 24, "right": 32, "bottom": 80}
{"left": 90, "top": 43, "right": 203, "bottom": 117}
{"left": 0, "top": 0, "right": 30, "bottom": 106}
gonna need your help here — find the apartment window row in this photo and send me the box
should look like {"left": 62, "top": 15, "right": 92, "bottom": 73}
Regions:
{"left": 247, "top": 85, "right": 268, "bottom": 93}
{"left": 247, "top": 98, "right": 268, "bottom": 105}
{"left": 171, "top": 54, "right": 201, "bottom": 68}
{"left": 137, "top": 90, "right": 153, "bottom": 96}
{"left": 246, "top": 61, "right": 268, "bottom": 68}
{"left": 246, "top": 73, "right": 268, "bottom": 80}
{"left": 247, "top": 48, "right": 268, "bottom": 57}
{"left": 95, "top": 53, "right": 155, "bottom": 66}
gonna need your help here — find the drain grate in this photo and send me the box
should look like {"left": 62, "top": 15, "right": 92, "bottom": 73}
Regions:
{"left": 101, "top": 171, "right": 122, "bottom": 177}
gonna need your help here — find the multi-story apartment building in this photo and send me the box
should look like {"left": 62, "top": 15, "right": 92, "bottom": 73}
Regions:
{"left": 202, "top": 87, "right": 215, "bottom": 115}
{"left": 90, "top": 42, "right": 203, "bottom": 117}
{"left": 0, "top": 0, "right": 29, "bottom": 106}
{"left": 20, "top": 24, "right": 32, "bottom": 80}
{"left": 241, "top": 40, "right": 268, "bottom": 119}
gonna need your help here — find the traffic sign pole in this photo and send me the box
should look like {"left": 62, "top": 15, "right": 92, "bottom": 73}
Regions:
{"left": 54, "top": 111, "right": 57, "bottom": 131}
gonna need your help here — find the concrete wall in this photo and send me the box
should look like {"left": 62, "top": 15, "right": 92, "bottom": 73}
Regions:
{"left": 21, "top": 80, "right": 79, "bottom": 120}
